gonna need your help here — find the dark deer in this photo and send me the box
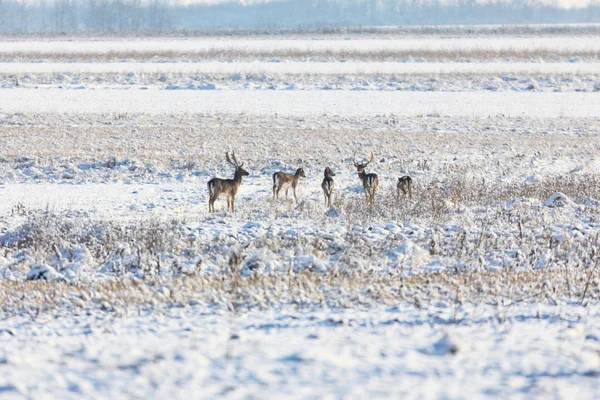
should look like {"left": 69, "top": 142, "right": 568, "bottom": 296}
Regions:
{"left": 397, "top": 176, "right": 413, "bottom": 200}
{"left": 207, "top": 151, "right": 249, "bottom": 212}
{"left": 272, "top": 167, "right": 306, "bottom": 203}
{"left": 321, "top": 167, "right": 336, "bottom": 208}
{"left": 353, "top": 152, "right": 379, "bottom": 205}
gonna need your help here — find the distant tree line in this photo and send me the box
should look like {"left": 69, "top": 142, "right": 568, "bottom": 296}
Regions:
{"left": 0, "top": 0, "right": 598, "bottom": 35}
{"left": 176, "top": 0, "right": 600, "bottom": 30}
{"left": 0, "top": 0, "right": 171, "bottom": 34}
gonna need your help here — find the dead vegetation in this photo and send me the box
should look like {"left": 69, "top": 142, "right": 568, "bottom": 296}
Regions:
{"left": 1, "top": 263, "right": 599, "bottom": 317}
{"left": 3, "top": 47, "right": 600, "bottom": 63}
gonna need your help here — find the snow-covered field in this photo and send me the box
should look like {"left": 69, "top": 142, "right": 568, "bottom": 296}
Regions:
{"left": 2, "top": 32, "right": 600, "bottom": 398}
{"left": 1, "top": 36, "right": 599, "bottom": 61}
{"left": 3, "top": 61, "right": 600, "bottom": 76}
{"left": 1, "top": 90, "right": 600, "bottom": 116}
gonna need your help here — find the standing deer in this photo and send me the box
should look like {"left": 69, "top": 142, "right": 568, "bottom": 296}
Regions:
{"left": 353, "top": 152, "right": 379, "bottom": 205}
{"left": 272, "top": 167, "right": 306, "bottom": 204}
{"left": 321, "top": 167, "right": 336, "bottom": 208}
{"left": 397, "top": 176, "right": 413, "bottom": 200}
{"left": 207, "top": 151, "right": 249, "bottom": 213}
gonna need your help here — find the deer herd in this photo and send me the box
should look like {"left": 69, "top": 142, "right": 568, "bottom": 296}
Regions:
{"left": 208, "top": 151, "right": 412, "bottom": 212}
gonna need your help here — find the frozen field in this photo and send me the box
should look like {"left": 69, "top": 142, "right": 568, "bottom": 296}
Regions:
{"left": 2, "top": 34, "right": 600, "bottom": 93}
{"left": 1, "top": 36, "right": 599, "bottom": 61}
{"left": 2, "top": 32, "right": 600, "bottom": 398}
{"left": 1, "top": 90, "right": 600, "bottom": 117}
{"left": 3, "top": 61, "right": 600, "bottom": 76}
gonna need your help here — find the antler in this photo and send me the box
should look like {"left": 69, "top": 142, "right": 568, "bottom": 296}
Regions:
{"left": 352, "top": 152, "right": 358, "bottom": 167}
{"left": 364, "top": 151, "right": 374, "bottom": 166}
{"left": 225, "top": 151, "right": 236, "bottom": 166}
{"left": 232, "top": 151, "right": 244, "bottom": 167}
{"left": 225, "top": 151, "right": 244, "bottom": 168}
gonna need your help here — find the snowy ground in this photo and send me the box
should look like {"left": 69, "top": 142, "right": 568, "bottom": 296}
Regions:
{"left": 1, "top": 32, "right": 600, "bottom": 398}
{"left": 1, "top": 36, "right": 599, "bottom": 61}
{"left": 4, "top": 61, "right": 600, "bottom": 77}
{"left": 2, "top": 302, "right": 600, "bottom": 398}
{"left": 1, "top": 90, "right": 600, "bottom": 116}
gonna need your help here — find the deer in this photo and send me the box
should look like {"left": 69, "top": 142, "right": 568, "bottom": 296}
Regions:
{"left": 321, "top": 167, "right": 336, "bottom": 208}
{"left": 272, "top": 167, "right": 306, "bottom": 204}
{"left": 353, "top": 151, "right": 379, "bottom": 205}
{"left": 207, "top": 151, "right": 249, "bottom": 213}
{"left": 397, "top": 176, "right": 413, "bottom": 200}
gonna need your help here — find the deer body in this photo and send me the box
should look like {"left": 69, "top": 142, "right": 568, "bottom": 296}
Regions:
{"left": 273, "top": 167, "right": 306, "bottom": 203}
{"left": 353, "top": 152, "right": 379, "bottom": 205}
{"left": 208, "top": 151, "right": 249, "bottom": 213}
{"left": 397, "top": 176, "right": 413, "bottom": 200}
{"left": 321, "top": 167, "right": 336, "bottom": 208}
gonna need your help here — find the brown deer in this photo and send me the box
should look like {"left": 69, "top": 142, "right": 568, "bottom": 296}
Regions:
{"left": 353, "top": 152, "right": 379, "bottom": 205}
{"left": 321, "top": 167, "right": 336, "bottom": 208}
{"left": 397, "top": 176, "right": 413, "bottom": 200}
{"left": 207, "top": 151, "right": 249, "bottom": 213}
{"left": 272, "top": 167, "right": 306, "bottom": 203}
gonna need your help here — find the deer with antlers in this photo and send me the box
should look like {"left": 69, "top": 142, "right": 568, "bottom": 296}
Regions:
{"left": 272, "top": 167, "right": 306, "bottom": 204}
{"left": 353, "top": 151, "right": 379, "bottom": 205}
{"left": 207, "top": 151, "right": 249, "bottom": 213}
{"left": 321, "top": 167, "right": 336, "bottom": 208}
{"left": 397, "top": 176, "right": 413, "bottom": 201}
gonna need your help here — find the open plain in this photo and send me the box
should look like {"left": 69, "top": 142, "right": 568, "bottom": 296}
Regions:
{"left": 1, "top": 29, "right": 600, "bottom": 398}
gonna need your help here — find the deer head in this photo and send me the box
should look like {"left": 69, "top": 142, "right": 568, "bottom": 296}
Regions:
{"left": 353, "top": 151, "right": 374, "bottom": 173}
{"left": 295, "top": 167, "right": 307, "bottom": 178}
{"left": 226, "top": 151, "right": 249, "bottom": 178}
{"left": 324, "top": 167, "right": 336, "bottom": 178}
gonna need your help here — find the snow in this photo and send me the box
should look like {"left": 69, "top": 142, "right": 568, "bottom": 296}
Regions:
{"left": 2, "top": 304, "right": 600, "bottom": 398}
{"left": 25, "top": 264, "right": 63, "bottom": 281}
{"left": 0, "top": 89, "right": 599, "bottom": 117}
{"left": 3, "top": 60, "right": 600, "bottom": 75}
{"left": 1, "top": 36, "right": 598, "bottom": 56}
{"left": 2, "top": 31, "right": 600, "bottom": 398}
{"left": 544, "top": 192, "right": 578, "bottom": 208}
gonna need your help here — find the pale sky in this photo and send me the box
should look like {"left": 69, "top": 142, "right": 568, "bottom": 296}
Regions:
{"left": 21, "top": 0, "right": 600, "bottom": 9}
{"left": 177, "top": 0, "right": 598, "bottom": 8}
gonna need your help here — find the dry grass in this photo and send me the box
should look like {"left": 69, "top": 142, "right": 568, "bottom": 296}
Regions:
{"left": 332, "top": 173, "right": 600, "bottom": 224}
{"left": 3, "top": 48, "right": 600, "bottom": 63}
{"left": 0, "top": 114, "right": 598, "bottom": 165}
{"left": 1, "top": 264, "right": 599, "bottom": 317}
{"left": 5, "top": 23, "right": 600, "bottom": 38}
{"left": 2, "top": 170, "right": 600, "bottom": 281}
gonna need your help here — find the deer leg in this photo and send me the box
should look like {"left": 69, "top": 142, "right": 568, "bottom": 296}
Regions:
{"left": 293, "top": 187, "right": 298, "bottom": 204}
{"left": 209, "top": 195, "right": 215, "bottom": 213}
{"left": 373, "top": 183, "right": 378, "bottom": 205}
{"left": 231, "top": 196, "right": 235, "bottom": 213}
{"left": 275, "top": 186, "right": 281, "bottom": 200}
